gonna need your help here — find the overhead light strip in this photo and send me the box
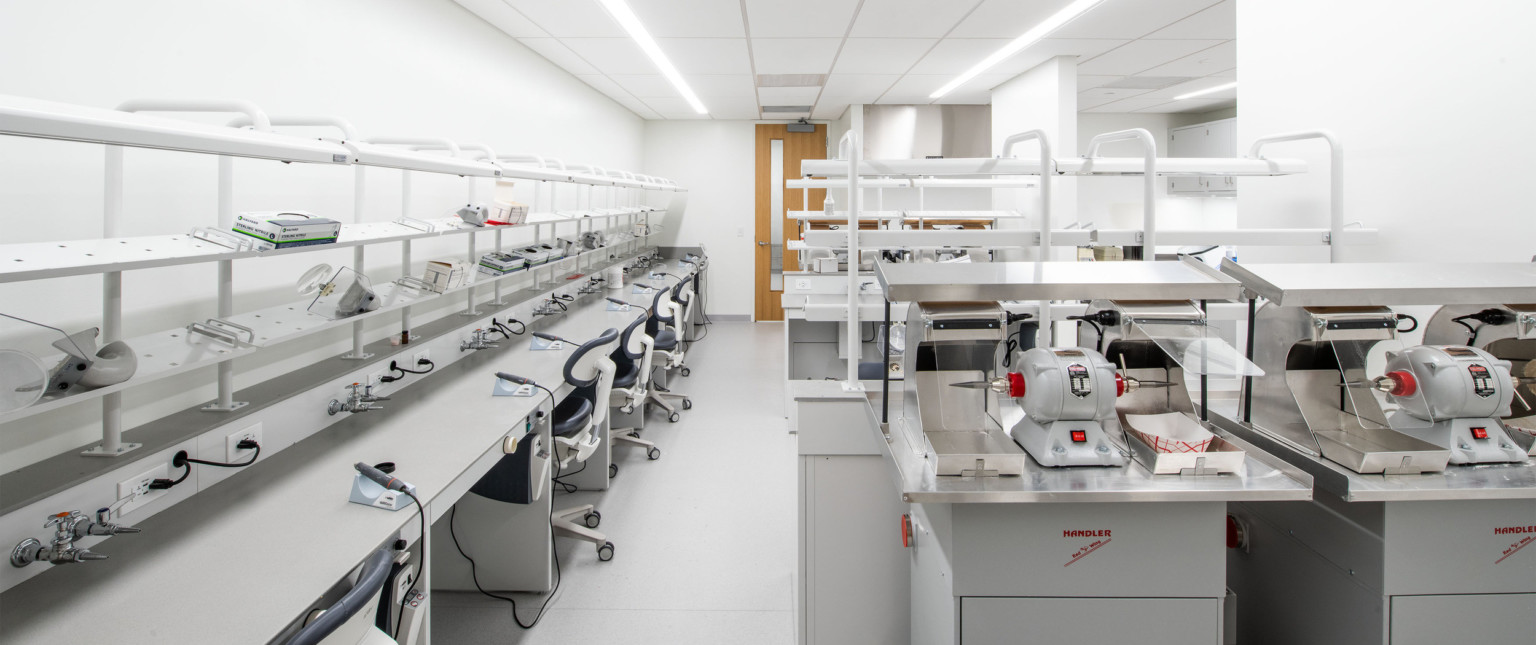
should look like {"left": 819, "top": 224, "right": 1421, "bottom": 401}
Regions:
{"left": 930, "top": 0, "right": 1104, "bottom": 100}
{"left": 598, "top": 0, "right": 708, "bottom": 114}
{"left": 1173, "top": 80, "right": 1238, "bottom": 101}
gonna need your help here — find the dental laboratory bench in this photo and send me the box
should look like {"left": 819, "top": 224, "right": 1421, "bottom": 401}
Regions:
{"left": 792, "top": 258, "right": 1536, "bottom": 645}
{"left": 0, "top": 241, "right": 709, "bottom": 644}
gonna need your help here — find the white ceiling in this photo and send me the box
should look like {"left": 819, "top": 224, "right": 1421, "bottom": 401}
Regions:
{"left": 455, "top": 0, "right": 1238, "bottom": 120}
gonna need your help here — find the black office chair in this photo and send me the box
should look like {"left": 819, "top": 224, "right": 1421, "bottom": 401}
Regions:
{"left": 609, "top": 313, "right": 661, "bottom": 460}
{"left": 646, "top": 284, "right": 691, "bottom": 420}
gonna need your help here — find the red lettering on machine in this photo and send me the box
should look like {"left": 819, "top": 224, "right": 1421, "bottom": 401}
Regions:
{"left": 1064, "top": 529, "right": 1111, "bottom": 538}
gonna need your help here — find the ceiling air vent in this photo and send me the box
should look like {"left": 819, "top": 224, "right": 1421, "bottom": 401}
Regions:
{"left": 1099, "top": 76, "right": 1194, "bottom": 90}
{"left": 757, "top": 74, "right": 827, "bottom": 88}
{"left": 762, "top": 105, "right": 813, "bottom": 113}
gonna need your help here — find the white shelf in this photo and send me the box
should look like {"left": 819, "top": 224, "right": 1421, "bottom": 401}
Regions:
{"left": 800, "top": 156, "right": 1307, "bottom": 178}
{"left": 0, "top": 235, "right": 656, "bottom": 426}
{"left": 798, "top": 227, "right": 1377, "bottom": 250}
{"left": 788, "top": 210, "right": 1015, "bottom": 221}
{"left": 801, "top": 229, "right": 1094, "bottom": 249}
{"left": 0, "top": 209, "right": 655, "bottom": 283}
{"left": 0, "top": 94, "right": 348, "bottom": 164}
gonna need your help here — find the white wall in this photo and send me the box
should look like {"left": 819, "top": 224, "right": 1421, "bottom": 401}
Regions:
{"left": 0, "top": 0, "right": 648, "bottom": 473}
{"left": 992, "top": 56, "right": 1078, "bottom": 260}
{"left": 643, "top": 120, "right": 757, "bottom": 318}
{"left": 1237, "top": 0, "right": 1536, "bottom": 263}
{"left": 1077, "top": 112, "right": 1237, "bottom": 249}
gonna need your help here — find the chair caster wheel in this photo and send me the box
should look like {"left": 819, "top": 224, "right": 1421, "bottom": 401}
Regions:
{"left": 682, "top": 399, "right": 692, "bottom": 410}
{"left": 668, "top": 412, "right": 681, "bottom": 423}
{"left": 584, "top": 511, "right": 601, "bottom": 529}
{"left": 680, "top": 367, "right": 691, "bottom": 377}
{"left": 647, "top": 447, "right": 662, "bottom": 460}
{"left": 609, "top": 463, "right": 618, "bottom": 479}
{"left": 597, "top": 542, "right": 615, "bottom": 562}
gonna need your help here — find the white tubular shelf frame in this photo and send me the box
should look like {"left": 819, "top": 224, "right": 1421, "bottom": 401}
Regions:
{"left": 1246, "top": 129, "right": 1344, "bottom": 262}
{"left": 838, "top": 130, "right": 862, "bottom": 388}
{"left": 0, "top": 95, "right": 681, "bottom": 460}
{"left": 1082, "top": 128, "right": 1156, "bottom": 256}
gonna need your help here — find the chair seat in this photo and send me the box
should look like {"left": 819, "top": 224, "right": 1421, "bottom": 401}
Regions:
{"left": 613, "top": 360, "right": 641, "bottom": 388}
{"left": 551, "top": 396, "right": 593, "bottom": 437}
{"left": 653, "top": 329, "right": 678, "bottom": 351}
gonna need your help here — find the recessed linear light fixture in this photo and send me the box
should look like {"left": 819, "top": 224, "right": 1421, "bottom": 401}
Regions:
{"left": 1174, "top": 81, "right": 1238, "bottom": 101}
{"left": 929, "top": 0, "right": 1104, "bottom": 99}
{"left": 598, "top": 0, "right": 708, "bottom": 114}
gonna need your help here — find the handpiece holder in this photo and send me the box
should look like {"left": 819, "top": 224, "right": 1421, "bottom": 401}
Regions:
{"left": 349, "top": 462, "right": 414, "bottom": 511}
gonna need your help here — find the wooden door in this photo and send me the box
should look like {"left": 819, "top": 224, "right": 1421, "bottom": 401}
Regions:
{"left": 755, "top": 123, "right": 826, "bottom": 321}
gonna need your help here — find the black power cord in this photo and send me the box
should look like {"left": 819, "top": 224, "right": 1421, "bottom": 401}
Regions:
{"left": 494, "top": 318, "right": 527, "bottom": 337}
{"left": 1451, "top": 308, "right": 1513, "bottom": 345}
{"left": 396, "top": 489, "right": 426, "bottom": 638}
{"left": 1395, "top": 313, "right": 1419, "bottom": 333}
{"left": 380, "top": 358, "right": 435, "bottom": 383}
{"left": 1067, "top": 310, "right": 1119, "bottom": 353}
{"left": 149, "top": 441, "right": 261, "bottom": 490}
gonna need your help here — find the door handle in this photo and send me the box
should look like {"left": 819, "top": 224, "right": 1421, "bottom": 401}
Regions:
{"left": 757, "top": 241, "right": 768, "bottom": 246}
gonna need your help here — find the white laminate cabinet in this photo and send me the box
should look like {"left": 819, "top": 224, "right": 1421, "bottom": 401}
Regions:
{"left": 1169, "top": 118, "right": 1237, "bottom": 195}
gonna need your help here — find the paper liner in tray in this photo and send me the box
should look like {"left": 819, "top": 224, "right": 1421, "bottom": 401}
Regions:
{"left": 1121, "top": 412, "right": 1245, "bottom": 475}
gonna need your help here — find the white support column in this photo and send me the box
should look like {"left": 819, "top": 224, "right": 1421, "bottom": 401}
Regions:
{"left": 401, "top": 170, "right": 413, "bottom": 340}
{"left": 344, "top": 165, "right": 371, "bottom": 359}
{"left": 87, "top": 145, "right": 134, "bottom": 456}
{"left": 203, "top": 155, "right": 247, "bottom": 412}
{"left": 839, "top": 131, "right": 864, "bottom": 390}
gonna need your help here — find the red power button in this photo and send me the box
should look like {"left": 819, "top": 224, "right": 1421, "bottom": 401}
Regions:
{"left": 1471, "top": 427, "right": 1489, "bottom": 440}
{"left": 1070, "top": 430, "right": 1088, "bottom": 443}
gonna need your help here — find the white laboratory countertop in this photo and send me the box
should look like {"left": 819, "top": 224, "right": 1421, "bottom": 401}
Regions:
{"left": 0, "top": 263, "right": 686, "bottom": 645}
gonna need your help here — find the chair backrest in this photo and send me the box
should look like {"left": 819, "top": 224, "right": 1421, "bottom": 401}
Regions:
{"left": 618, "top": 312, "right": 648, "bottom": 360}
{"left": 564, "top": 327, "right": 621, "bottom": 388}
{"left": 284, "top": 549, "right": 392, "bottom": 645}
{"left": 647, "top": 285, "right": 675, "bottom": 336}
{"left": 670, "top": 275, "right": 692, "bottom": 306}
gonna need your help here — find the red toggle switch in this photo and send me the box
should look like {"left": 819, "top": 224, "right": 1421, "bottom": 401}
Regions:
{"left": 1070, "top": 430, "right": 1088, "bottom": 443}
{"left": 1470, "top": 427, "right": 1489, "bottom": 440}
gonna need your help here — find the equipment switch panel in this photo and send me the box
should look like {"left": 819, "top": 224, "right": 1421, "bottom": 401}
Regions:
{"left": 1070, "top": 430, "right": 1087, "bottom": 443}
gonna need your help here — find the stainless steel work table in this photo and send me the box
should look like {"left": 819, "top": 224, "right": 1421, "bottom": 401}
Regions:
{"left": 0, "top": 258, "right": 687, "bottom": 645}
{"left": 1213, "top": 260, "right": 1536, "bottom": 502}
{"left": 868, "top": 384, "right": 1312, "bottom": 504}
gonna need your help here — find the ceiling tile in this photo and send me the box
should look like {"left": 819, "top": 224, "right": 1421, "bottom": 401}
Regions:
{"left": 988, "top": 39, "right": 1128, "bottom": 76}
{"left": 577, "top": 74, "right": 632, "bottom": 97}
{"left": 1082, "top": 97, "right": 1177, "bottom": 113}
{"left": 758, "top": 86, "right": 822, "bottom": 105}
{"left": 1050, "top": 0, "right": 1224, "bottom": 39}
{"left": 657, "top": 38, "right": 753, "bottom": 75}
{"left": 1139, "top": 75, "right": 1236, "bottom": 100}
{"left": 630, "top": 0, "right": 745, "bottom": 38}
{"left": 609, "top": 94, "right": 663, "bottom": 120}
{"left": 1078, "top": 86, "right": 1151, "bottom": 101}
{"left": 1143, "top": 0, "right": 1234, "bottom": 40}
{"left": 849, "top": 0, "right": 984, "bottom": 38}
{"left": 875, "top": 74, "right": 950, "bottom": 103}
{"left": 1133, "top": 98, "right": 1233, "bottom": 114}
{"left": 833, "top": 38, "right": 938, "bottom": 74}
{"left": 686, "top": 74, "right": 758, "bottom": 98}
{"left": 518, "top": 38, "right": 598, "bottom": 75}
{"left": 705, "top": 95, "right": 766, "bottom": 119}
{"left": 643, "top": 97, "right": 711, "bottom": 119}
{"left": 817, "top": 74, "right": 900, "bottom": 103}
{"left": 1076, "top": 39, "right": 1224, "bottom": 76}
{"left": 812, "top": 103, "right": 850, "bottom": 119}
{"left": 1077, "top": 75, "right": 1124, "bottom": 90}
{"left": 1133, "top": 40, "right": 1236, "bottom": 78}
{"left": 1078, "top": 94, "right": 1123, "bottom": 111}
{"left": 503, "top": 0, "right": 622, "bottom": 37}
{"left": 453, "top": 0, "right": 548, "bottom": 37}
{"left": 562, "top": 38, "right": 658, "bottom": 75}
{"left": 745, "top": 0, "right": 862, "bottom": 38}
{"left": 947, "top": 0, "right": 1075, "bottom": 39}
{"left": 908, "top": 39, "right": 1010, "bottom": 75}
{"left": 610, "top": 74, "right": 680, "bottom": 99}
{"left": 752, "top": 38, "right": 842, "bottom": 75}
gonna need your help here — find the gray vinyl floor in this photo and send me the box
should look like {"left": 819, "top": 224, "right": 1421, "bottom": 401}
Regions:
{"left": 432, "top": 321, "right": 796, "bottom": 644}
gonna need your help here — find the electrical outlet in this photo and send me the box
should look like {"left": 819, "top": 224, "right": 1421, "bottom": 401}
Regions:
{"left": 412, "top": 350, "right": 430, "bottom": 366}
{"left": 795, "top": 279, "right": 811, "bottom": 290}
{"left": 116, "top": 463, "right": 169, "bottom": 516}
{"left": 226, "top": 424, "right": 263, "bottom": 463}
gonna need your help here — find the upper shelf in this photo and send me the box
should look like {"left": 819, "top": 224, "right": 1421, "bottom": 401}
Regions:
{"left": 0, "top": 94, "right": 685, "bottom": 190}
{"left": 0, "top": 208, "right": 657, "bottom": 283}
{"left": 799, "top": 156, "right": 1307, "bottom": 178}
{"left": 1220, "top": 260, "right": 1536, "bottom": 307}
{"left": 785, "top": 177, "right": 1039, "bottom": 189}
{"left": 0, "top": 94, "right": 347, "bottom": 164}
{"left": 876, "top": 258, "right": 1242, "bottom": 302}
